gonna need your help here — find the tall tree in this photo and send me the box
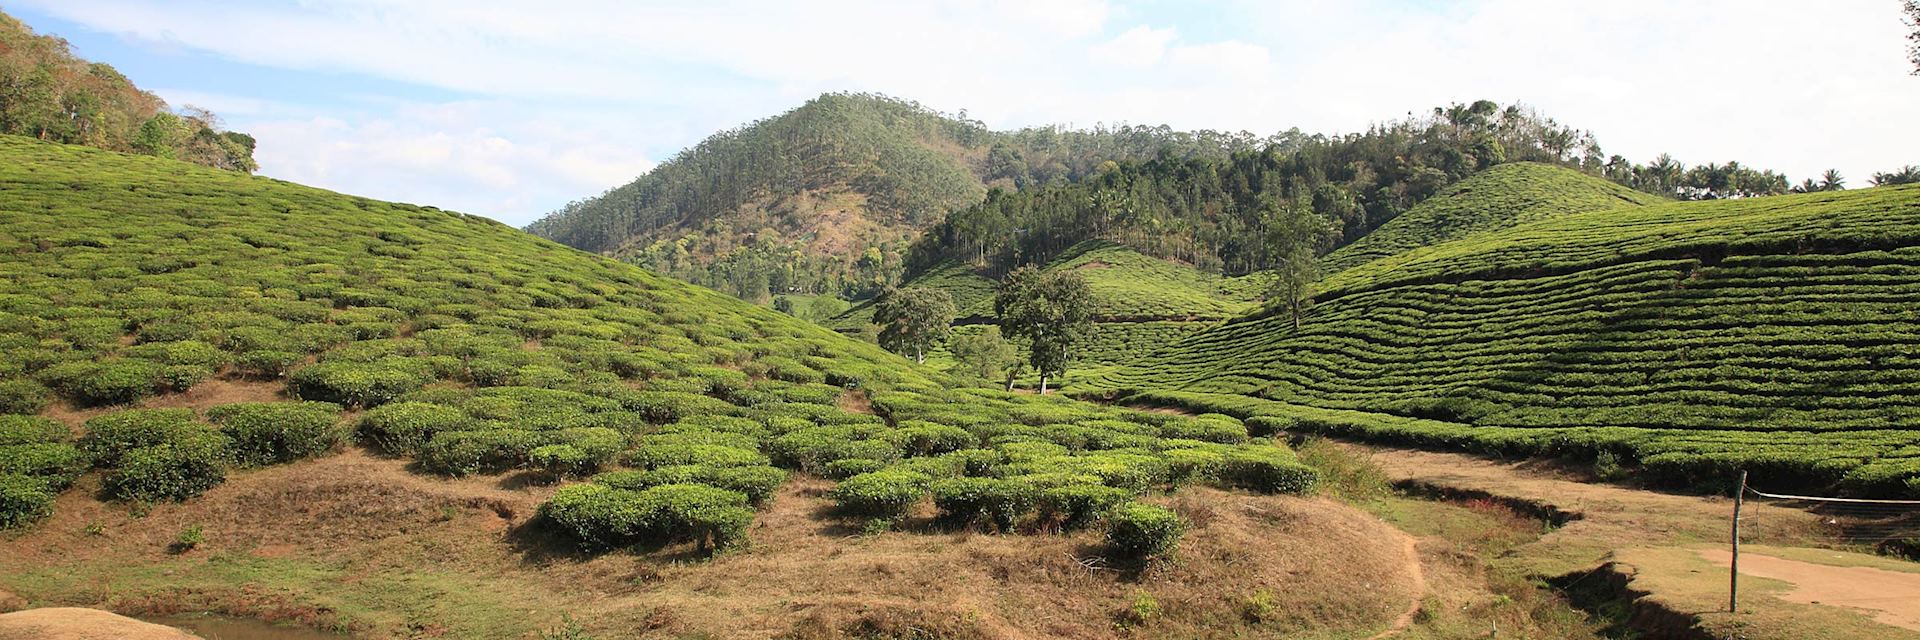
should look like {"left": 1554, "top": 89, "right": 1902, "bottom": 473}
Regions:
{"left": 1261, "top": 194, "right": 1339, "bottom": 331}
{"left": 994, "top": 267, "right": 1093, "bottom": 394}
{"left": 1872, "top": 165, "right": 1920, "bottom": 186}
{"left": 872, "top": 287, "right": 955, "bottom": 364}
{"left": 1906, "top": 0, "right": 1920, "bottom": 74}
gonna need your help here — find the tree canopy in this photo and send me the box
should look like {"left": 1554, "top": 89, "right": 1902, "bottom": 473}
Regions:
{"left": 994, "top": 267, "right": 1093, "bottom": 394}
{"left": 872, "top": 287, "right": 957, "bottom": 364}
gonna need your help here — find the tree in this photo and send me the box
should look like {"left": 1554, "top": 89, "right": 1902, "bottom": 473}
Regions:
{"left": 1260, "top": 194, "right": 1338, "bottom": 331}
{"left": 1872, "top": 165, "right": 1920, "bottom": 186}
{"left": 949, "top": 326, "right": 1021, "bottom": 389}
{"left": 872, "top": 287, "right": 955, "bottom": 364}
{"left": 994, "top": 267, "right": 1093, "bottom": 394}
{"left": 1906, "top": 1, "right": 1919, "bottom": 74}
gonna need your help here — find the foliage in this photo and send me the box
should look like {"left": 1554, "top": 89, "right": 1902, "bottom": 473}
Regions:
{"left": 104, "top": 430, "right": 231, "bottom": 502}
{"left": 995, "top": 267, "right": 1094, "bottom": 393}
{"left": 540, "top": 482, "right": 753, "bottom": 552}
{"left": 930, "top": 476, "right": 1036, "bottom": 531}
{"left": 872, "top": 286, "right": 955, "bottom": 364}
{"left": 0, "top": 11, "right": 254, "bottom": 171}
{"left": 1105, "top": 502, "right": 1187, "bottom": 560}
{"left": 205, "top": 401, "right": 344, "bottom": 466}
{"left": 828, "top": 470, "right": 931, "bottom": 520}
{"left": 0, "top": 379, "right": 49, "bottom": 414}
{"left": 358, "top": 402, "right": 472, "bottom": 456}
{"left": 946, "top": 326, "right": 1020, "bottom": 383}
{"left": 0, "top": 474, "right": 54, "bottom": 529}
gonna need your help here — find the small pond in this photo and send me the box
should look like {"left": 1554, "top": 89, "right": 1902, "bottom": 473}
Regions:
{"left": 144, "top": 613, "right": 344, "bottom": 640}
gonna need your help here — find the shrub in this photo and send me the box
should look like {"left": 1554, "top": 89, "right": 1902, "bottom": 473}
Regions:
{"left": 235, "top": 350, "right": 301, "bottom": 378}
{"left": 829, "top": 470, "right": 931, "bottom": 520}
{"left": 358, "top": 401, "right": 470, "bottom": 455}
{"left": 0, "top": 379, "right": 51, "bottom": 414}
{"left": 1037, "top": 483, "right": 1134, "bottom": 530}
{"left": 288, "top": 361, "right": 426, "bottom": 407}
{"left": 1160, "top": 415, "right": 1248, "bottom": 444}
{"left": 79, "top": 408, "right": 203, "bottom": 466}
{"left": 206, "top": 401, "right": 344, "bottom": 466}
{"left": 1215, "top": 447, "right": 1318, "bottom": 494}
{"left": 155, "top": 364, "right": 212, "bottom": 392}
{"left": 0, "top": 443, "right": 89, "bottom": 489}
{"left": 104, "top": 431, "right": 232, "bottom": 502}
{"left": 1105, "top": 502, "right": 1187, "bottom": 560}
{"left": 930, "top": 477, "right": 1036, "bottom": 531}
{"left": 63, "top": 359, "right": 162, "bottom": 406}
{"left": 0, "top": 415, "right": 67, "bottom": 445}
{"left": 893, "top": 421, "right": 977, "bottom": 456}
{"left": 0, "top": 474, "right": 55, "bottom": 529}
{"left": 555, "top": 427, "right": 623, "bottom": 472}
{"left": 419, "top": 429, "right": 543, "bottom": 476}
{"left": 822, "top": 458, "right": 886, "bottom": 480}
{"left": 541, "top": 483, "right": 753, "bottom": 551}
{"left": 624, "top": 443, "right": 768, "bottom": 470}
{"left": 529, "top": 445, "right": 589, "bottom": 478}
{"left": 593, "top": 466, "right": 789, "bottom": 506}
{"left": 769, "top": 425, "right": 901, "bottom": 472}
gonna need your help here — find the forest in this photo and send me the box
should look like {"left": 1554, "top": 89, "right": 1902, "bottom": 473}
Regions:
{"left": 0, "top": 12, "right": 255, "bottom": 173}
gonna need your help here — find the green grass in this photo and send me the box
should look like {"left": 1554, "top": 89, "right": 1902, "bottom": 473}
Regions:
{"left": 1322, "top": 162, "right": 1663, "bottom": 275}
{"left": 0, "top": 134, "right": 1316, "bottom": 540}
{"left": 1091, "top": 181, "right": 1920, "bottom": 497}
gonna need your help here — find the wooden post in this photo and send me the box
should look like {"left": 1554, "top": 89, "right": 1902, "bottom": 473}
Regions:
{"left": 1729, "top": 469, "right": 1747, "bottom": 613}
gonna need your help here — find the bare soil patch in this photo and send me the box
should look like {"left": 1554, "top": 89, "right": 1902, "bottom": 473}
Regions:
{"left": 1700, "top": 548, "right": 1920, "bottom": 631}
{"left": 0, "top": 608, "right": 197, "bottom": 640}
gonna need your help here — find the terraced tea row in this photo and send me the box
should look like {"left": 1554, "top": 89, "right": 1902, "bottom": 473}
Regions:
{"left": 1097, "top": 181, "right": 1920, "bottom": 496}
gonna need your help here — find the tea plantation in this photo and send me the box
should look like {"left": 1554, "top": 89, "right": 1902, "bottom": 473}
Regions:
{"left": 0, "top": 135, "right": 1315, "bottom": 545}
{"left": 1093, "top": 168, "right": 1920, "bottom": 496}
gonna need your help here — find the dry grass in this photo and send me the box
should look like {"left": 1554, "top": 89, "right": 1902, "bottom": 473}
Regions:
{"left": 0, "top": 449, "right": 1422, "bottom": 639}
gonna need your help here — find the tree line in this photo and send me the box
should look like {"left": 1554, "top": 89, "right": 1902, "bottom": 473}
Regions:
{"left": 0, "top": 11, "right": 255, "bottom": 172}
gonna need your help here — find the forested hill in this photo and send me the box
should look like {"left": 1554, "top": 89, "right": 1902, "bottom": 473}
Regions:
{"left": 524, "top": 92, "right": 1273, "bottom": 301}
{"left": 902, "top": 101, "right": 1800, "bottom": 282}
{"left": 0, "top": 10, "right": 256, "bottom": 172}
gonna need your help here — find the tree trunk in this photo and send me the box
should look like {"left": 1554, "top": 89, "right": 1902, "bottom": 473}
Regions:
{"left": 1039, "top": 375, "right": 1049, "bottom": 395}
{"left": 1005, "top": 371, "right": 1016, "bottom": 392}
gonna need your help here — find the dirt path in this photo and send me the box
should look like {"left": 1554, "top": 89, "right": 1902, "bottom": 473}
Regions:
{"left": 1700, "top": 549, "right": 1920, "bottom": 631}
{"left": 1367, "top": 531, "right": 1427, "bottom": 640}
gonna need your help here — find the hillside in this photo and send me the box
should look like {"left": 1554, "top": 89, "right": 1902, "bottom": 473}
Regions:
{"left": 1091, "top": 180, "right": 1920, "bottom": 497}
{"left": 1319, "top": 162, "right": 1664, "bottom": 274}
{"left": 0, "top": 9, "right": 255, "bottom": 172}
{"left": 0, "top": 135, "right": 1350, "bottom": 638}
{"left": 526, "top": 92, "right": 1265, "bottom": 301}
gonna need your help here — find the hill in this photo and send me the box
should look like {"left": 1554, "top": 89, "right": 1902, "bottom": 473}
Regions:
{"left": 1091, "top": 181, "right": 1920, "bottom": 497}
{"left": 1319, "top": 162, "right": 1664, "bottom": 274}
{"left": 526, "top": 92, "right": 1266, "bottom": 301}
{"left": 0, "top": 9, "right": 255, "bottom": 172}
{"left": 0, "top": 135, "right": 1344, "bottom": 638}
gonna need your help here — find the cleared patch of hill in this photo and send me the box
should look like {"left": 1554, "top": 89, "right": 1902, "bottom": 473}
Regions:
{"left": 527, "top": 92, "right": 1262, "bottom": 301}
{"left": 1320, "top": 162, "right": 1664, "bottom": 274}
{"left": 0, "top": 135, "right": 1345, "bottom": 637}
{"left": 1091, "top": 183, "right": 1920, "bottom": 497}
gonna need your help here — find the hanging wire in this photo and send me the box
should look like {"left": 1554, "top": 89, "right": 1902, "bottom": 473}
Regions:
{"left": 1742, "top": 485, "right": 1920, "bottom": 557}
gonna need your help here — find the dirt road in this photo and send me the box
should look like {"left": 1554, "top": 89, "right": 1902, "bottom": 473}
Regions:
{"left": 1701, "top": 548, "right": 1920, "bottom": 632}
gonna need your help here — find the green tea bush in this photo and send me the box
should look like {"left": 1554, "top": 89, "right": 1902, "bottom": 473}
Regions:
{"left": 0, "top": 415, "right": 67, "bottom": 445}
{"left": 419, "top": 429, "right": 543, "bottom": 476}
{"left": 205, "top": 401, "right": 344, "bottom": 466}
{"left": 828, "top": 470, "right": 931, "bottom": 520}
{"left": 0, "top": 379, "right": 51, "bottom": 414}
{"left": 58, "top": 359, "right": 163, "bottom": 406}
{"left": 0, "top": 443, "right": 89, "bottom": 489}
{"left": 541, "top": 482, "right": 752, "bottom": 551}
{"left": 768, "top": 425, "right": 901, "bottom": 472}
{"left": 624, "top": 443, "right": 768, "bottom": 470}
{"left": 822, "top": 457, "right": 886, "bottom": 480}
{"left": 1105, "top": 502, "right": 1187, "bottom": 560}
{"left": 528, "top": 445, "right": 589, "bottom": 478}
{"left": 78, "top": 408, "right": 203, "bottom": 466}
{"left": 1159, "top": 415, "right": 1248, "bottom": 444}
{"left": 235, "top": 350, "right": 302, "bottom": 378}
{"left": 893, "top": 421, "right": 977, "bottom": 456}
{"left": 1215, "top": 447, "right": 1318, "bottom": 494}
{"left": 593, "top": 465, "right": 788, "bottom": 505}
{"left": 0, "top": 474, "right": 55, "bottom": 529}
{"left": 1038, "top": 483, "right": 1134, "bottom": 530}
{"left": 930, "top": 476, "right": 1036, "bottom": 531}
{"left": 104, "top": 431, "right": 232, "bottom": 502}
{"left": 358, "top": 401, "right": 470, "bottom": 455}
{"left": 289, "top": 361, "right": 426, "bottom": 407}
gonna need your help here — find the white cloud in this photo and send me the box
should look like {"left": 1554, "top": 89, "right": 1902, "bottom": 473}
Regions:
{"left": 17, "top": 0, "right": 1918, "bottom": 223}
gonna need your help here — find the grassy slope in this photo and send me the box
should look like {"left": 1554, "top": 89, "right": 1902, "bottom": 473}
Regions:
{"left": 0, "top": 136, "right": 1354, "bottom": 638}
{"left": 1094, "top": 182, "right": 1920, "bottom": 496}
{"left": 1321, "top": 162, "right": 1664, "bottom": 275}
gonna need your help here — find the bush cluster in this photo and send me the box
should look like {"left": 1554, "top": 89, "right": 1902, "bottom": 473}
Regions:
{"left": 541, "top": 482, "right": 753, "bottom": 552}
{"left": 205, "top": 401, "right": 344, "bottom": 466}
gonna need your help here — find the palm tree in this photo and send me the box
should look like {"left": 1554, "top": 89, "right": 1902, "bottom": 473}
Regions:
{"left": 1819, "top": 169, "right": 1845, "bottom": 191}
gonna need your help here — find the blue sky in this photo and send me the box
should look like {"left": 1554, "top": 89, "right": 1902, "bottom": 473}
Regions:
{"left": 9, "top": 1, "right": 1917, "bottom": 226}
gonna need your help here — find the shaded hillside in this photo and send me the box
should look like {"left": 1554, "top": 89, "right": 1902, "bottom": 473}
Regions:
{"left": 0, "top": 134, "right": 1335, "bottom": 637}
{"left": 1092, "top": 182, "right": 1920, "bottom": 497}
{"left": 0, "top": 9, "right": 254, "bottom": 171}
{"left": 527, "top": 92, "right": 1266, "bottom": 301}
{"left": 1320, "top": 162, "right": 1664, "bottom": 274}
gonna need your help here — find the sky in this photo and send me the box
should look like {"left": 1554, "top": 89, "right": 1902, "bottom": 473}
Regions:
{"left": 8, "top": 0, "right": 1918, "bottom": 227}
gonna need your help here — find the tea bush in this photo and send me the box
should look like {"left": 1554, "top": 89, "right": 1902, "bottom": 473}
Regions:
{"left": 104, "top": 431, "right": 231, "bottom": 502}
{"left": 540, "top": 482, "right": 753, "bottom": 551}
{"left": 1106, "top": 502, "right": 1187, "bottom": 560}
{"left": 358, "top": 402, "right": 472, "bottom": 455}
{"left": 0, "top": 379, "right": 50, "bottom": 414}
{"left": 205, "top": 401, "right": 344, "bottom": 466}
{"left": 289, "top": 361, "right": 427, "bottom": 407}
{"left": 0, "top": 474, "right": 54, "bottom": 529}
{"left": 930, "top": 476, "right": 1035, "bottom": 531}
{"left": 829, "top": 470, "right": 931, "bottom": 520}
